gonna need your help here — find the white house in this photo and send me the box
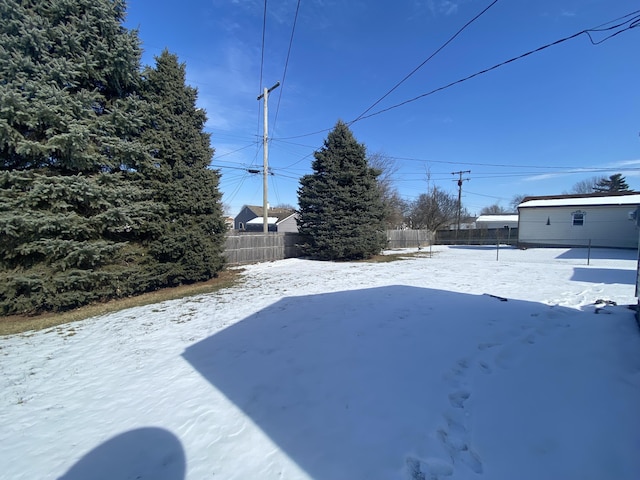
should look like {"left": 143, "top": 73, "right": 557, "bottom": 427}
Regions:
{"left": 517, "top": 193, "right": 640, "bottom": 248}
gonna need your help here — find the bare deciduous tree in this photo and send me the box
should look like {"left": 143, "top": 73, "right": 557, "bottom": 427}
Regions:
{"left": 367, "top": 150, "right": 407, "bottom": 229}
{"left": 408, "top": 186, "right": 460, "bottom": 231}
{"left": 569, "top": 176, "right": 605, "bottom": 194}
{"left": 510, "top": 194, "right": 530, "bottom": 211}
{"left": 480, "top": 204, "right": 511, "bottom": 215}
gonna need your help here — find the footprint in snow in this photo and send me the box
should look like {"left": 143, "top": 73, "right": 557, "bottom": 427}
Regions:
{"left": 477, "top": 341, "right": 501, "bottom": 351}
{"left": 437, "top": 428, "right": 484, "bottom": 474}
{"left": 405, "top": 456, "right": 453, "bottom": 480}
{"left": 448, "top": 390, "right": 471, "bottom": 409}
{"left": 478, "top": 360, "right": 492, "bottom": 374}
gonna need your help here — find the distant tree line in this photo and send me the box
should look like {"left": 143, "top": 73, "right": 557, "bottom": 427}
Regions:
{"left": 0, "top": 0, "right": 226, "bottom": 314}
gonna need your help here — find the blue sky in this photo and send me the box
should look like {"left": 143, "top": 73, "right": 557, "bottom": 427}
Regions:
{"left": 124, "top": 0, "right": 639, "bottom": 216}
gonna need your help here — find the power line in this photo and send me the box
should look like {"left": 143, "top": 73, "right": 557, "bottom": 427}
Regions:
{"left": 262, "top": 10, "right": 640, "bottom": 198}
{"left": 355, "top": 11, "right": 640, "bottom": 122}
{"left": 272, "top": 0, "right": 301, "bottom": 137}
{"left": 465, "top": 190, "right": 504, "bottom": 200}
{"left": 276, "top": 9, "right": 639, "bottom": 142}
{"left": 256, "top": 0, "right": 269, "bottom": 141}
{"left": 213, "top": 142, "right": 260, "bottom": 159}
{"left": 350, "top": 0, "right": 499, "bottom": 124}
{"left": 387, "top": 155, "right": 595, "bottom": 170}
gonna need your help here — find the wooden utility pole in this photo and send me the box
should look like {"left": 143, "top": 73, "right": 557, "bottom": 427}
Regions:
{"left": 257, "top": 81, "right": 280, "bottom": 233}
{"left": 452, "top": 170, "right": 471, "bottom": 234}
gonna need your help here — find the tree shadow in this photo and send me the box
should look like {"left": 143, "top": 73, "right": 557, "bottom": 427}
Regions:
{"left": 182, "top": 285, "right": 566, "bottom": 479}
{"left": 58, "top": 427, "right": 185, "bottom": 480}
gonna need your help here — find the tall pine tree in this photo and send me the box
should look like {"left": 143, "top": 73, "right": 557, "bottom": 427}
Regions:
{"left": 297, "top": 121, "right": 387, "bottom": 260}
{"left": 593, "top": 173, "right": 631, "bottom": 193}
{"left": 0, "top": 1, "right": 220, "bottom": 314}
{"left": 140, "top": 50, "right": 226, "bottom": 285}
{"left": 0, "top": 0, "right": 148, "bottom": 173}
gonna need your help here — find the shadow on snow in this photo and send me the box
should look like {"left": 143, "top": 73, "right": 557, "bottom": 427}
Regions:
{"left": 571, "top": 267, "right": 635, "bottom": 285}
{"left": 58, "top": 427, "right": 185, "bottom": 480}
{"left": 555, "top": 247, "right": 636, "bottom": 261}
{"left": 182, "top": 285, "right": 580, "bottom": 479}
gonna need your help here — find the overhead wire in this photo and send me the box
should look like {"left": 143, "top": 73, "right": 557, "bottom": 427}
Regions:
{"left": 355, "top": 11, "right": 640, "bottom": 122}
{"left": 255, "top": 0, "right": 269, "bottom": 159}
{"left": 271, "top": 0, "right": 301, "bottom": 137}
{"left": 349, "top": 0, "right": 500, "bottom": 125}
{"left": 213, "top": 142, "right": 260, "bottom": 160}
{"left": 245, "top": 9, "right": 640, "bottom": 205}
{"left": 388, "top": 155, "right": 591, "bottom": 170}
{"left": 275, "top": 8, "right": 640, "bottom": 142}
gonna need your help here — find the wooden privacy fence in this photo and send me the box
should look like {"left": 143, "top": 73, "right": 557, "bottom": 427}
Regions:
{"left": 224, "top": 232, "right": 302, "bottom": 265}
{"left": 224, "top": 230, "right": 435, "bottom": 265}
{"left": 435, "top": 227, "right": 519, "bottom": 246}
{"left": 386, "top": 229, "right": 433, "bottom": 249}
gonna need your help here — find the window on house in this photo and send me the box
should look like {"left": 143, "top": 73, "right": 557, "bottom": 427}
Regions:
{"left": 571, "top": 211, "right": 585, "bottom": 226}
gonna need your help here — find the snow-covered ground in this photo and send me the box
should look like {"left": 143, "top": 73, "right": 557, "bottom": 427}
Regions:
{"left": 1, "top": 246, "right": 640, "bottom": 480}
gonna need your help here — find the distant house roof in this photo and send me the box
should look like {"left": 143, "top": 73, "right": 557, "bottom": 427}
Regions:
{"left": 519, "top": 193, "right": 640, "bottom": 209}
{"left": 476, "top": 215, "right": 518, "bottom": 223}
{"left": 240, "top": 205, "right": 296, "bottom": 222}
{"left": 246, "top": 216, "right": 279, "bottom": 225}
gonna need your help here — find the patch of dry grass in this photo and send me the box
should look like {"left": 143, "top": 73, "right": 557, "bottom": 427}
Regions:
{"left": 0, "top": 269, "right": 243, "bottom": 337}
{"left": 360, "top": 250, "right": 435, "bottom": 263}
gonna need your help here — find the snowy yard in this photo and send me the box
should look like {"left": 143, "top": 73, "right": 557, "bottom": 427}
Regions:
{"left": 1, "top": 246, "right": 639, "bottom": 480}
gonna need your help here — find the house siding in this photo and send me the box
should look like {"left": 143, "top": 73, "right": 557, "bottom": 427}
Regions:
{"left": 518, "top": 204, "right": 638, "bottom": 248}
{"left": 234, "top": 206, "right": 260, "bottom": 230}
{"left": 276, "top": 215, "right": 298, "bottom": 233}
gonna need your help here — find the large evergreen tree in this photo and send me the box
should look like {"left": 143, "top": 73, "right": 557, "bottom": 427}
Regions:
{"left": 0, "top": 0, "right": 162, "bottom": 314}
{"left": 140, "top": 50, "right": 226, "bottom": 285}
{"left": 593, "top": 173, "right": 631, "bottom": 193}
{"left": 0, "top": 171, "right": 166, "bottom": 313}
{"left": 297, "top": 121, "right": 386, "bottom": 260}
{"left": 0, "top": 0, "right": 147, "bottom": 173}
{"left": 0, "top": 2, "right": 225, "bottom": 314}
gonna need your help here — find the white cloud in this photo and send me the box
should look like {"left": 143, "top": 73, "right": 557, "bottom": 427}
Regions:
{"left": 441, "top": 1, "right": 459, "bottom": 16}
{"left": 523, "top": 159, "right": 640, "bottom": 183}
{"left": 524, "top": 172, "right": 573, "bottom": 182}
{"left": 414, "top": 0, "right": 461, "bottom": 18}
{"left": 613, "top": 158, "right": 640, "bottom": 168}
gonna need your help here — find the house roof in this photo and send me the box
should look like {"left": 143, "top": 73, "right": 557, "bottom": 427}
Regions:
{"left": 246, "top": 216, "right": 279, "bottom": 225}
{"left": 519, "top": 193, "right": 640, "bottom": 209}
{"left": 476, "top": 215, "right": 518, "bottom": 223}
{"left": 240, "top": 205, "right": 296, "bottom": 222}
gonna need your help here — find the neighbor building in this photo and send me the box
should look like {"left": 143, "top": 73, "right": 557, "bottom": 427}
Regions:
{"left": 476, "top": 214, "right": 519, "bottom": 229}
{"left": 517, "top": 193, "right": 640, "bottom": 249}
{"left": 234, "top": 205, "right": 298, "bottom": 233}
